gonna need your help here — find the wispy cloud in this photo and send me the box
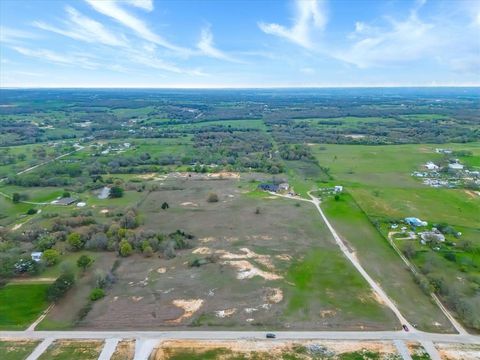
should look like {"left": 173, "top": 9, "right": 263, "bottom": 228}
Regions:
{"left": 126, "top": 48, "right": 206, "bottom": 76}
{"left": 0, "top": 26, "right": 38, "bottom": 44}
{"left": 85, "top": 0, "right": 190, "bottom": 54}
{"left": 33, "top": 6, "right": 127, "bottom": 47}
{"left": 197, "top": 25, "right": 241, "bottom": 63}
{"left": 334, "top": 5, "right": 436, "bottom": 68}
{"left": 124, "top": 0, "right": 154, "bottom": 12}
{"left": 11, "top": 46, "right": 100, "bottom": 69}
{"left": 259, "top": 0, "right": 327, "bottom": 49}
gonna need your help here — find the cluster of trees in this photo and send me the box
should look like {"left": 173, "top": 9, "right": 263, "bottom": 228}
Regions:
{"left": 402, "top": 239, "right": 480, "bottom": 329}
{"left": 193, "top": 131, "right": 284, "bottom": 173}
{"left": 278, "top": 144, "right": 314, "bottom": 161}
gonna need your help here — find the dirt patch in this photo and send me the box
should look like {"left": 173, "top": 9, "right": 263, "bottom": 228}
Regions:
{"left": 224, "top": 260, "right": 282, "bottom": 280}
{"left": 180, "top": 201, "right": 198, "bottom": 206}
{"left": 435, "top": 343, "right": 480, "bottom": 360}
{"left": 167, "top": 299, "right": 204, "bottom": 324}
{"left": 215, "top": 308, "right": 237, "bottom": 318}
{"left": 100, "top": 209, "right": 109, "bottom": 214}
{"left": 217, "top": 247, "right": 275, "bottom": 269}
{"left": 111, "top": 339, "right": 135, "bottom": 360}
{"left": 192, "top": 247, "right": 212, "bottom": 255}
{"left": 199, "top": 237, "right": 215, "bottom": 243}
{"left": 131, "top": 296, "right": 143, "bottom": 302}
{"left": 157, "top": 267, "right": 167, "bottom": 274}
{"left": 264, "top": 287, "right": 283, "bottom": 304}
{"left": 151, "top": 340, "right": 399, "bottom": 360}
{"left": 465, "top": 190, "right": 480, "bottom": 198}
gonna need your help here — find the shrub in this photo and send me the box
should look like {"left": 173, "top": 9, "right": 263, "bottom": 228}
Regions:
{"left": 143, "top": 245, "right": 154, "bottom": 257}
{"left": 89, "top": 288, "right": 105, "bottom": 301}
{"left": 207, "top": 192, "right": 219, "bottom": 203}
{"left": 47, "top": 272, "right": 75, "bottom": 302}
{"left": 26, "top": 208, "right": 37, "bottom": 215}
{"left": 119, "top": 240, "right": 133, "bottom": 257}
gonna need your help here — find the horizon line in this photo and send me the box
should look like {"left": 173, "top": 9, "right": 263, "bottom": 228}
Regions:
{"left": 1, "top": 85, "right": 480, "bottom": 90}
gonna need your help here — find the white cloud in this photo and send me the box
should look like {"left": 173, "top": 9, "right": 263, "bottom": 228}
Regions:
{"left": 85, "top": 0, "right": 190, "bottom": 54}
{"left": 124, "top": 0, "right": 154, "bottom": 12}
{"left": 11, "top": 46, "right": 100, "bottom": 69}
{"left": 197, "top": 26, "right": 241, "bottom": 62}
{"left": 259, "top": 0, "right": 327, "bottom": 49}
{"left": 33, "top": 6, "right": 127, "bottom": 47}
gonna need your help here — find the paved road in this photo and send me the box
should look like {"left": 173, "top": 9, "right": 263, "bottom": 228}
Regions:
{"left": 394, "top": 340, "right": 413, "bottom": 360}
{"left": 2, "top": 330, "right": 477, "bottom": 360}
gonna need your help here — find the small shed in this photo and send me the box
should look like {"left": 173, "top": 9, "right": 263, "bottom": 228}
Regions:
{"left": 334, "top": 185, "right": 343, "bottom": 193}
{"left": 31, "top": 252, "right": 42, "bottom": 262}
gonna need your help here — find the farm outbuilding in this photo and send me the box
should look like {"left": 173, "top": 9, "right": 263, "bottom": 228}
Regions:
{"left": 52, "top": 197, "right": 77, "bottom": 205}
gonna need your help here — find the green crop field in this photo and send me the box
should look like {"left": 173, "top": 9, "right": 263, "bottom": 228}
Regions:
{"left": 0, "top": 283, "right": 50, "bottom": 330}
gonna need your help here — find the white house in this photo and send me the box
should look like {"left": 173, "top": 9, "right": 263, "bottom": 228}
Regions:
{"left": 334, "top": 185, "right": 343, "bottom": 193}
{"left": 31, "top": 252, "right": 42, "bottom": 262}
{"left": 425, "top": 162, "right": 439, "bottom": 170}
{"left": 278, "top": 183, "right": 289, "bottom": 191}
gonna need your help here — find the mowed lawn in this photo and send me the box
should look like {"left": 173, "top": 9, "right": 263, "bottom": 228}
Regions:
{"left": 0, "top": 283, "right": 50, "bottom": 330}
{"left": 322, "top": 194, "right": 454, "bottom": 333}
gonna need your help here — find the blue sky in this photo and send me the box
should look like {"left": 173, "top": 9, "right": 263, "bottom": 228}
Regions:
{"left": 1, "top": 0, "right": 479, "bottom": 87}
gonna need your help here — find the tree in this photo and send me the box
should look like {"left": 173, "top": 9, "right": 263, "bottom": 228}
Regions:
{"left": 42, "top": 249, "right": 60, "bottom": 266}
{"left": 207, "top": 192, "right": 219, "bottom": 203}
{"left": 26, "top": 208, "right": 37, "bottom": 215}
{"left": 402, "top": 242, "right": 417, "bottom": 259}
{"left": 161, "top": 202, "right": 169, "bottom": 210}
{"left": 62, "top": 191, "right": 71, "bottom": 198}
{"left": 77, "top": 254, "right": 94, "bottom": 272}
{"left": 119, "top": 240, "right": 133, "bottom": 257}
{"left": 89, "top": 288, "right": 105, "bottom": 301}
{"left": 67, "top": 233, "right": 84, "bottom": 251}
{"left": 110, "top": 186, "right": 124, "bottom": 198}
{"left": 12, "top": 193, "right": 20, "bottom": 203}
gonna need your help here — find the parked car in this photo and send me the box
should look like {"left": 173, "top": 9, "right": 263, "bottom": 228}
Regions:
{"left": 402, "top": 324, "right": 409, "bottom": 332}
{"left": 266, "top": 333, "right": 276, "bottom": 339}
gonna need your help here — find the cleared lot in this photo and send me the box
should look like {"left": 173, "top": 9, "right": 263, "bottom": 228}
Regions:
{"left": 78, "top": 178, "right": 397, "bottom": 330}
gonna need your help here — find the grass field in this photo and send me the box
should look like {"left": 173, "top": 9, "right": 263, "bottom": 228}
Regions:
{"left": 0, "top": 340, "right": 40, "bottom": 360}
{"left": 322, "top": 194, "right": 454, "bottom": 333}
{"left": 0, "top": 283, "right": 50, "bottom": 330}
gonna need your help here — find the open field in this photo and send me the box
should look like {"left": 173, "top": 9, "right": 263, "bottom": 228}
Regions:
{"left": 37, "top": 339, "right": 104, "bottom": 360}
{"left": 321, "top": 194, "right": 454, "bottom": 333}
{"left": 0, "top": 284, "right": 50, "bottom": 330}
{"left": 150, "top": 339, "right": 403, "bottom": 360}
{"left": 75, "top": 177, "right": 397, "bottom": 330}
